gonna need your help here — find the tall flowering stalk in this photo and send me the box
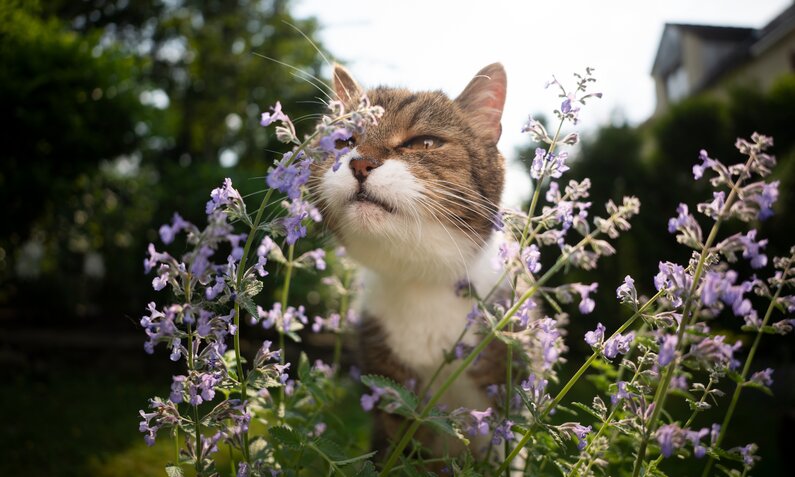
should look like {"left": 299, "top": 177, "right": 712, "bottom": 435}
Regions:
{"left": 138, "top": 96, "right": 383, "bottom": 476}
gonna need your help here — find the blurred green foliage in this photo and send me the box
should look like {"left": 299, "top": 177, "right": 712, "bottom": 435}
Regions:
{"left": 0, "top": 0, "right": 329, "bottom": 316}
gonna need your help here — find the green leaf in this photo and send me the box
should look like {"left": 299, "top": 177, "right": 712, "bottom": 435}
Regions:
{"left": 165, "top": 465, "right": 184, "bottom": 477}
{"left": 298, "top": 352, "right": 312, "bottom": 382}
{"left": 355, "top": 461, "right": 378, "bottom": 477}
{"left": 743, "top": 380, "right": 774, "bottom": 396}
{"left": 425, "top": 409, "right": 468, "bottom": 444}
{"left": 241, "top": 276, "right": 264, "bottom": 298}
{"left": 269, "top": 426, "right": 303, "bottom": 449}
{"left": 312, "top": 437, "right": 347, "bottom": 462}
{"left": 333, "top": 450, "right": 378, "bottom": 466}
{"left": 360, "top": 374, "right": 419, "bottom": 416}
{"left": 238, "top": 295, "right": 259, "bottom": 321}
{"left": 571, "top": 401, "right": 605, "bottom": 421}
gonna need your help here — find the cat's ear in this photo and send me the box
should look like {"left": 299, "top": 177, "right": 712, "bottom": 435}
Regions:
{"left": 455, "top": 63, "right": 507, "bottom": 144}
{"left": 332, "top": 64, "right": 363, "bottom": 103}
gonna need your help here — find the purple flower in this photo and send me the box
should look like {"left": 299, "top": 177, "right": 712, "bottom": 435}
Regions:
{"left": 466, "top": 304, "right": 482, "bottom": 328}
{"left": 692, "top": 149, "right": 714, "bottom": 180}
{"left": 573, "top": 282, "right": 598, "bottom": 314}
{"left": 611, "top": 380, "right": 632, "bottom": 405}
{"left": 654, "top": 261, "right": 692, "bottom": 308}
{"left": 267, "top": 153, "right": 311, "bottom": 200}
{"left": 522, "top": 244, "right": 542, "bottom": 274}
{"left": 492, "top": 419, "right": 514, "bottom": 445}
{"left": 686, "top": 428, "right": 709, "bottom": 458}
{"left": 656, "top": 423, "right": 683, "bottom": 458}
{"left": 469, "top": 408, "right": 493, "bottom": 436}
{"left": 361, "top": 386, "right": 385, "bottom": 411}
{"left": 571, "top": 423, "right": 591, "bottom": 450}
{"left": 603, "top": 331, "right": 635, "bottom": 359}
{"left": 749, "top": 368, "right": 773, "bottom": 387}
{"left": 159, "top": 213, "right": 192, "bottom": 244}
{"left": 530, "top": 148, "right": 546, "bottom": 179}
{"left": 739, "top": 230, "right": 768, "bottom": 269}
{"left": 260, "top": 101, "right": 288, "bottom": 127}
{"left": 616, "top": 275, "right": 636, "bottom": 304}
{"left": 754, "top": 181, "right": 779, "bottom": 220}
{"left": 658, "top": 334, "right": 678, "bottom": 367}
{"left": 305, "top": 249, "right": 326, "bottom": 270}
{"left": 584, "top": 323, "right": 605, "bottom": 347}
{"left": 498, "top": 241, "right": 520, "bottom": 264}
{"left": 206, "top": 178, "right": 243, "bottom": 215}
{"left": 317, "top": 127, "right": 352, "bottom": 172}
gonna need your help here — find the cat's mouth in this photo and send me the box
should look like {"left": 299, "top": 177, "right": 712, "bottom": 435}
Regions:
{"left": 353, "top": 190, "right": 396, "bottom": 214}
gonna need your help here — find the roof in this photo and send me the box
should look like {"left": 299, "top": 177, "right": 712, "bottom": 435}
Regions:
{"left": 650, "top": 3, "right": 795, "bottom": 90}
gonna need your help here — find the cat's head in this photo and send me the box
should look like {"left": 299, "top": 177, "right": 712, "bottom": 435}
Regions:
{"left": 310, "top": 63, "right": 507, "bottom": 282}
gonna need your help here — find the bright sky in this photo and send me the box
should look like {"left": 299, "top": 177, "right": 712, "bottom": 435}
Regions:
{"left": 293, "top": 0, "right": 792, "bottom": 206}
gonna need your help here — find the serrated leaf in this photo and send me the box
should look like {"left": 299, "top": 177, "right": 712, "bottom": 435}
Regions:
{"left": 571, "top": 401, "right": 605, "bottom": 421}
{"left": 334, "top": 450, "right": 378, "bottom": 466}
{"left": 269, "top": 426, "right": 303, "bottom": 449}
{"left": 242, "top": 276, "right": 264, "bottom": 298}
{"left": 238, "top": 295, "right": 259, "bottom": 320}
{"left": 425, "top": 410, "right": 468, "bottom": 444}
{"left": 360, "top": 374, "right": 419, "bottom": 416}
{"left": 165, "top": 465, "right": 184, "bottom": 477}
{"left": 356, "top": 461, "right": 378, "bottom": 477}
{"left": 312, "top": 437, "right": 347, "bottom": 462}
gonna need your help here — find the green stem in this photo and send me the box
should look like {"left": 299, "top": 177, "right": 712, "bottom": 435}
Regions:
{"left": 497, "top": 289, "right": 664, "bottom": 475}
{"left": 700, "top": 270, "right": 787, "bottom": 477}
{"left": 504, "top": 321, "right": 514, "bottom": 477}
{"left": 276, "top": 243, "right": 295, "bottom": 421}
{"left": 631, "top": 154, "right": 757, "bottom": 477}
{"left": 333, "top": 270, "right": 352, "bottom": 373}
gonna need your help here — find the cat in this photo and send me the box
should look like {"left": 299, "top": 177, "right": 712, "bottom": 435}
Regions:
{"left": 310, "top": 63, "right": 511, "bottom": 458}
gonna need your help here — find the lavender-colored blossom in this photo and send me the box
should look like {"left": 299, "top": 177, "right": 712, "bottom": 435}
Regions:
{"left": 260, "top": 101, "right": 288, "bottom": 127}
{"left": 603, "top": 331, "right": 635, "bottom": 359}
{"left": 267, "top": 153, "right": 311, "bottom": 200}
{"left": 492, "top": 419, "right": 514, "bottom": 445}
{"left": 692, "top": 149, "right": 715, "bottom": 180}
{"left": 686, "top": 428, "right": 709, "bottom": 458}
{"left": 656, "top": 424, "right": 683, "bottom": 458}
{"left": 305, "top": 249, "right": 326, "bottom": 270}
{"left": 616, "top": 275, "right": 636, "bottom": 304}
{"left": 611, "top": 380, "right": 632, "bottom": 405}
{"left": 749, "top": 368, "right": 773, "bottom": 387}
{"left": 530, "top": 147, "right": 546, "bottom": 179}
{"left": 687, "top": 335, "right": 741, "bottom": 370}
{"left": 733, "top": 443, "right": 759, "bottom": 467}
{"left": 658, "top": 334, "right": 678, "bottom": 367}
{"left": 522, "top": 244, "right": 542, "bottom": 274}
{"left": 317, "top": 127, "right": 352, "bottom": 172}
{"left": 515, "top": 299, "right": 536, "bottom": 328}
{"left": 469, "top": 408, "right": 493, "bottom": 436}
{"left": 498, "top": 241, "right": 520, "bottom": 264}
{"left": 739, "top": 229, "right": 768, "bottom": 269}
{"left": 361, "top": 386, "right": 385, "bottom": 411}
{"left": 584, "top": 322, "right": 606, "bottom": 347}
{"left": 159, "top": 213, "right": 192, "bottom": 245}
{"left": 754, "top": 180, "right": 779, "bottom": 220}
{"left": 573, "top": 282, "right": 598, "bottom": 314}
{"left": 654, "top": 261, "right": 692, "bottom": 308}
{"left": 206, "top": 178, "right": 243, "bottom": 215}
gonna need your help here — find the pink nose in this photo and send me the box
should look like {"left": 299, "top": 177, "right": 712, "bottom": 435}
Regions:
{"left": 349, "top": 158, "right": 381, "bottom": 183}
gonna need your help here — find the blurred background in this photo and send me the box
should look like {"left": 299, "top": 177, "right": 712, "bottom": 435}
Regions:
{"left": 1, "top": 0, "right": 793, "bottom": 475}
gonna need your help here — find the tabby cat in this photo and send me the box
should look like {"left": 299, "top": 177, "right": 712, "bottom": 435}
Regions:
{"left": 311, "top": 63, "right": 510, "bottom": 456}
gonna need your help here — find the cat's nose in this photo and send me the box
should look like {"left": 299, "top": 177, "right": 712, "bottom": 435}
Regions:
{"left": 349, "top": 158, "right": 381, "bottom": 184}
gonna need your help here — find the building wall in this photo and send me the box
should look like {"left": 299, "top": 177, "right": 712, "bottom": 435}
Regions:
{"left": 722, "top": 27, "right": 795, "bottom": 92}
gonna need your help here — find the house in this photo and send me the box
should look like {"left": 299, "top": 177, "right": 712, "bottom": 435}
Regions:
{"left": 651, "top": 3, "right": 795, "bottom": 115}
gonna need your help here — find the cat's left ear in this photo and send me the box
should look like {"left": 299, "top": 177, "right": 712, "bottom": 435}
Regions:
{"left": 332, "top": 64, "right": 363, "bottom": 103}
{"left": 455, "top": 63, "right": 507, "bottom": 144}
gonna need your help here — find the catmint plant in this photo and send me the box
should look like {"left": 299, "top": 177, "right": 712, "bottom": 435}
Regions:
{"left": 137, "top": 67, "right": 793, "bottom": 477}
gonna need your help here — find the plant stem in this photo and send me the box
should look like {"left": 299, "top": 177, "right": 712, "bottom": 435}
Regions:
{"left": 631, "top": 153, "right": 756, "bottom": 477}
{"left": 497, "top": 289, "right": 663, "bottom": 475}
{"left": 700, "top": 267, "right": 787, "bottom": 477}
{"left": 277, "top": 243, "right": 295, "bottom": 419}
{"left": 333, "top": 270, "right": 352, "bottom": 373}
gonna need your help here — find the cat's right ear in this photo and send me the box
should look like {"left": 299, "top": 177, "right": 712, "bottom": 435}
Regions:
{"left": 332, "top": 64, "right": 363, "bottom": 103}
{"left": 455, "top": 63, "right": 507, "bottom": 145}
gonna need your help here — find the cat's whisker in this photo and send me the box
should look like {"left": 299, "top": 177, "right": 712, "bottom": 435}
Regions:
{"left": 417, "top": 197, "right": 486, "bottom": 250}
{"left": 288, "top": 71, "right": 333, "bottom": 102}
{"left": 414, "top": 199, "right": 472, "bottom": 283}
{"left": 424, "top": 178, "right": 503, "bottom": 212}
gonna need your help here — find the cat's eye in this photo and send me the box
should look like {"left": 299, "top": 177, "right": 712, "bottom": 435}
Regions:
{"left": 335, "top": 137, "right": 356, "bottom": 149}
{"left": 400, "top": 136, "right": 444, "bottom": 151}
